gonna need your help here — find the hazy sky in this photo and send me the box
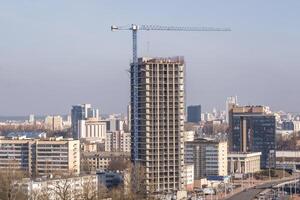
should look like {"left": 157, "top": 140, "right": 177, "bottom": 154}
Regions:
{"left": 1, "top": 0, "right": 300, "bottom": 116}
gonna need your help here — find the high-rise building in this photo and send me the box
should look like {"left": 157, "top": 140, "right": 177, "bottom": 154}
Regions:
{"left": 71, "top": 104, "right": 99, "bottom": 139}
{"left": 127, "top": 104, "right": 131, "bottom": 132}
{"left": 0, "top": 137, "right": 80, "bottom": 177}
{"left": 225, "top": 96, "right": 238, "bottom": 123}
{"left": 185, "top": 138, "right": 228, "bottom": 179}
{"left": 44, "top": 115, "right": 63, "bottom": 131}
{"left": 131, "top": 57, "right": 185, "bottom": 192}
{"left": 229, "top": 105, "right": 276, "bottom": 168}
{"left": 187, "top": 105, "right": 201, "bottom": 123}
{"left": 29, "top": 114, "right": 35, "bottom": 124}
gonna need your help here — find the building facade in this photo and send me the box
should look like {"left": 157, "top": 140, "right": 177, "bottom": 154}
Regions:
{"left": 228, "top": 152, "right": 261, "bottom": 175}
{"left": 23, "top": 175, "right": 98, "bottom": 200}
{"left": 78, "top": 118, "right": 106, "bottom": 140}
{"left": 71, "top": 104, "right": 99, "bottom": 139}
{"left": 131, "top": 57, "right": 185, "bottom": 192}
{"left": 0, "top": 137, "right": 80, "bottom": 177}
{"left": 187, "top": 105, "right": 201, "bottom": 123}
{"left": 270, "top": 150, "right": 300, "bottom": 171}
{"left": 81, "top": 152, "right": 130, "bottom": 171}
{"left": 105, "top": 131, "right": 131, "bottom": 153}
{"left": 185, "top": 138, "right": 228, "bottom": 179}
{"left": 45, "top": 115, "right": 63, "bottom": 131}
{"left": 230, "top": 106, "right": 276, "bottom": 168}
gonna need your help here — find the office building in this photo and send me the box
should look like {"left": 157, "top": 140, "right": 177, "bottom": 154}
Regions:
{"left": 131, "top": 57, "right": 185, "bottom": 192}
{"left": 230, "top": 105, "right": 276, "bottom": 168}
{"left": 0, "top": 137, "right": 80, "bottom": 177}
{"left": 187, "top": 105, "right": 201, "bottom": 123}
{"left": 78, "top": 118, "right": 106, "bottom": 141}
{"left": 228, "top": 152, "right": 261, "bottom": 175}
{"left": 44, "top": 115, "right": 63, "bottom": 131}
{"left": 225, "top": 96, "right": 238, "bottom": 124}
{"left": 105, "top": 131, "right": 131, "bottom": 152}
{"left": 71, "top": 104, "right": 99, "bottom": 139}
{"left": 269, "top": 150, "right": 300, "bottom": 171}
{"left": 185, "top": 138, "right": 228, "bottom": 179}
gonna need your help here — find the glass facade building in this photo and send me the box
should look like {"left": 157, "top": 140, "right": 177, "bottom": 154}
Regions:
{"left": 230, "top": 106, "right": 276, "bottom": 168}
{"left": 187, "top": 105, "right": 201, "bottom": 123}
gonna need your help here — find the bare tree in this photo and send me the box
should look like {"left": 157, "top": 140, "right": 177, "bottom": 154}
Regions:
{"left": 0, "top": 168, "right": 27, "bottom": 200}
{"left": 80, "top": 176, "right": 98, "bottom": 200}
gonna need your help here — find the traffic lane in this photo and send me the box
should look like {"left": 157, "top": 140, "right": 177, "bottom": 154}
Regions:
{"left": 228, "top": 188, "right": 262, "bottom": 200}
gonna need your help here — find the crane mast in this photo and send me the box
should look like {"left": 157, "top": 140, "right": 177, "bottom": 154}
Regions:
{"left": 111, "top": 24, "right": 231, "bottom": 162}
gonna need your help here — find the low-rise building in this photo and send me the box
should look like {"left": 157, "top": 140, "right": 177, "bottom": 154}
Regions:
{"left": 270, "top": 150, "right": 300, "bottom": 171}
{"left": 228, "top": 152, "right": 261, "bottom": 175}
{"left": 23, "top": 175, "right": 98, "bottom": 200}
{"left": 81, "top": 152, "right": 130, "bottom": 171}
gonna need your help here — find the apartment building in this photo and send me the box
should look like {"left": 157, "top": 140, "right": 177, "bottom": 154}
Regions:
{"left": 44, "top": 115, "right": 63, "bottom": 131}
{"left": 0, "top": 137, "right": 80, "bottom": 177}
{"left": 131, "top": 57, "right": 185, "bottom": 192}
{"left": 185, "top": 138, "right": 228, "bottom": 179}
{"left": 105, "top": 131, "right": 131, "bottom": 152}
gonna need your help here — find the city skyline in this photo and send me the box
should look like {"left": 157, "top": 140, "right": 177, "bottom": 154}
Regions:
{"left": 1, "top": 1, "right": 300, "bottom": 115}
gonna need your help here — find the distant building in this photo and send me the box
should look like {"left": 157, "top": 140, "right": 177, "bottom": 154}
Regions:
{"left": 183, "top": 131, "right": 195, "bottom": 142}
{"left": 81, "top": 152, "right": 130, "bottom": 171}
{"left": 185, "top": 138, "right": 228, "bottom": 179}
{"left": 282, "top": 121, "right": 300, "bottom": 132}
{"left": 78, "top": 118, "right": 106, "bottom": 141}
{"left": 44, "top": 115, "right": 63, "bottom": 131}
{"left": 187, "top": 105, "right": 201, "bottom": 123}
{"left": 105, "top": 131, "right": 131, "bottom": 152}
{"left": 230, "top": 105, "right": 276, "bottom": 168}
{"left": 183, "top": 164, "right": 194, "bottom": 191}
{"left": 0, "top": 137, "right": 80, "bottom": 177}
{"left": 103, "top": 115, "right": 125, "bottom": 132}
{"left": 71, "top": 104, "right": 99, "bottom": 139}
{"left": 228, "top": 152, "right": 261, "bottom": 175}
{"left": 6, "top": 131, "right": 47, "bottom": 139}
{"left": 225, "top": 96, "right": 238, "bottom": 124}
{"left": 29, "top": 114, "right": 35, "bottom": 124}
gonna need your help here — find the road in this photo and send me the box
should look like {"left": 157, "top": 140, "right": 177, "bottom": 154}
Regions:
{"left": 227, "top": 177, "right": 298, "bottom": 200}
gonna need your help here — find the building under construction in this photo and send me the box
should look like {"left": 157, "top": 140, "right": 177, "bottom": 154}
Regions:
{"left": 130, "top": 57, "right": 185, "bottom": 192}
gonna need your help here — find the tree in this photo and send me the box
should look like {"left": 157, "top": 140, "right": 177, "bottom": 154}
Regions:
{"left": 0, "top": 168, "right": 27, "bottom": 200}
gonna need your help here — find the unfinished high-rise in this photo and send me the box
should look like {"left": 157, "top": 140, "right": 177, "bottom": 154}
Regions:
{"left": 131, "top": 57, "right": 185, "bottom": 192}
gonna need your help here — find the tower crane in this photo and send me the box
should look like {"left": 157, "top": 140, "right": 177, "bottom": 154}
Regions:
{"left": 111, "top": 24, "right": 231, "bottom": 162}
